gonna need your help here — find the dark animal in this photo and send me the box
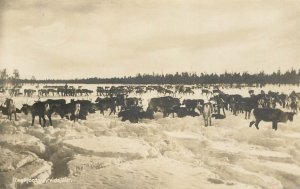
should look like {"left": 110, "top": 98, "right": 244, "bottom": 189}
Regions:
{"left": 53, "top": 100, "right": 88, "bottom": 122}
{"left": 241, "top": 97, "right": 258, "bottom": 119}
{"left": 38, "top": 89, "right": 49, "bottom": 96}
{"left": 249, "top": 108, "right": 295, "bottom": 130}
{"left": 95, "top": 97, "right": 116, "bottom": 115}
{"left": 201, "top": 89, "right": 212, "bottom": 97}
{"left": 172, "top": 106, "right": 200, "bottom": 118}
{"left": 96, "top": 87, "right": 106, "bottom": 96}
{"left": 118, "top": 108, "right": 139, "bottom": 123}
{"left": 278, "top": 93, "right": 288, "bottom": 108}
{"left": 114, "top": 94, "right": 127, "bottom": 110}
{"left": 24, "top": 89, "right": 36, "bottom": 97}
{"left": 228, "top": 94, "right": 243, "bottom": 115}
{"left": 71, "top": 99, "right": 94, "bottom": 119}
{"left": 47, "top": 89, "right": 57, "bottom": 96}
{"left": 182, "top": 99, "right": 204, "bottom": 113}
{"left": 53, "top": 103, "right": 74, "bottom": 120}
{"left": 79, "top": 89, "right": 93, "bottom": 96}
{"left": 183, "top": 87, "right": 194, "bottom": 95}
{"left": 212, "top": 114, "right": 226, "bottom": 119}
{"left": 138, "top": 110, "right": 154, "bottom": 120}
{"left": 21, "top": 101, "right": 53, "bottom": 127}
{"left": 248, "top": 90, "right": 254, "bottom": 96}
{"left": 44, "top": 99, "right": 66, "bottom": 108}
{"left": 118, "top": 106, "right": 153, "bottom": 123}
{"left": 122, "top": 97, "right": 141, "bottom": 110}
{"left": 164, "top": 89, "right": 174, "bottom": 96}
{"left": 213, "top": 89, "right": 223, "bottom": 94}
{"left": 147, "top": 96, "right": 180, "bottom": 117}
{"left": 290, "top": 100, "right": 299, "bottom": 114}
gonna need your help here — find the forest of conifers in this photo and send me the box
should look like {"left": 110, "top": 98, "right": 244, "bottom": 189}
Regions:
{"left": 1, "top": 68, "right": 300, "bottom": 85}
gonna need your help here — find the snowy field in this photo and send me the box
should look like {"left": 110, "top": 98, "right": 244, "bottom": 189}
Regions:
{"left": 0, "top": 84, "right": 300, "bottom": 189}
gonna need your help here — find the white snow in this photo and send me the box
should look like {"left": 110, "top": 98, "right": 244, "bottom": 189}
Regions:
{"left": 0, "top": 84, "right": 300, "bottom": 189}
{"left": 0, "top": 147, "right": 52, "bottom": 189}
{"left": 0, "top": 134, "right": 46, "bottom": 155}
{"left": 63, "top": 136, "right": 159, "bottom": 159}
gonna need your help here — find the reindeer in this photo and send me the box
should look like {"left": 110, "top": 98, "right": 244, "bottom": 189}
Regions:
{"left": 3, "top": 98, "right": 18, "bottom": 121}
{"left": 21, "top": 101, "right": 53, "bottom": 127}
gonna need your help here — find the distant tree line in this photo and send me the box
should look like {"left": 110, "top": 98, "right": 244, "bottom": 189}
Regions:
{"left": 0, "top": 68, "right": 20, "bottom": 87}
{"left": 1, "top": 68, "right": 300, "bottom": 85}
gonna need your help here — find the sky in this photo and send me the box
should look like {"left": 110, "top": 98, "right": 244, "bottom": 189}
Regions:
{"left": 0, "top": 0, "right": 299, "bottom": 79}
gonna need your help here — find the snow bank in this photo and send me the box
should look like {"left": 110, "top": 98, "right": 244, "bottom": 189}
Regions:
{"left": 0, "top": 147, "right": 37, "bottom": 172}
{"left": 30, "top": 157, "right": 259, "bottom": 189}
{"left": 67, "top": 154, "right": 123, "bottom": 176}
{"left": 0, "top": 134, "right": 46, "bottom": 155}
{"left": 0, "top": 147, "right": 52, "bottom": 189}
{"left": 63, "top": 136, "right": 159, "bottom": 160}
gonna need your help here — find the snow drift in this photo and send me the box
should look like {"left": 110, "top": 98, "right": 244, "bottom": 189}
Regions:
{"left": 0, "top": 84, "right": 300, "bottom": 189}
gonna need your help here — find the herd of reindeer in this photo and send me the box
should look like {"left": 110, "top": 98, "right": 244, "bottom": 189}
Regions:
{"left": 1, "top": 84, "right": 300, "bottom": 131}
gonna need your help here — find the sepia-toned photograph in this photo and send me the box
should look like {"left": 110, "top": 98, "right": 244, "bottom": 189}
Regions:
{"left": 0, "top": 0, "right": 300, "bottom": 188}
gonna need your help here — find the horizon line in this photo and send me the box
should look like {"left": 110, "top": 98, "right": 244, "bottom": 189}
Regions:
{"left": 15, "top": 68, "right": 299, "bottom": 81}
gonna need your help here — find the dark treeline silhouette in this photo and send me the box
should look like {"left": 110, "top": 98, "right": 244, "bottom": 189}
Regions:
{"left": 5, "top": 69, "right": 300, "bottom": 85}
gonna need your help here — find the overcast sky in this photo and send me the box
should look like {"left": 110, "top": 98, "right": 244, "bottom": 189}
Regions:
{"left": 0, "top": 0, "right": 299, "bottom": 79}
